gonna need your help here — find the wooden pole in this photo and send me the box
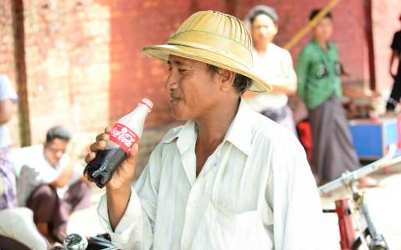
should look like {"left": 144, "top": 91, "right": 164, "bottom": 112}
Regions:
{"left": 11, "top": 0, "right": 31, "bottom": 146}
{"left": 284, "top": 0, "right": 342, "bottom": 50}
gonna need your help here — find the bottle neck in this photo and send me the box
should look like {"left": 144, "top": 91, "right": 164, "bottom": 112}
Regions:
{"left": 117, "top": 104, "right": 151, "bottom": 137}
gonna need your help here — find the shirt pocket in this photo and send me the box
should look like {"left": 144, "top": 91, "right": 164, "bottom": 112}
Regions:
{"left": 193, "top": 200, "right": 273, "bottom": 250}
{"left": 311, "top": 61, "right": 329, "bottom": 80}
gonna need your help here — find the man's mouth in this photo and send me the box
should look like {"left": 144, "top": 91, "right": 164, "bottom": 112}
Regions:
{"left": 170, "top": 96, "right": 181, "bottom": 103}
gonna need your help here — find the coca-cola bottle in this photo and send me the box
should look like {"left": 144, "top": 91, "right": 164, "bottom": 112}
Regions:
{"left": 84, "top": 98, "right": 153, "bottom": 188}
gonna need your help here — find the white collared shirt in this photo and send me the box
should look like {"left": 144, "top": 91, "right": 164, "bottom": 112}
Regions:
{"left": 98, "top": 100, "right": 325, "bottom": 250}
{"left": 10, "top": 145, "right": 81, "bottom": 205}
{"left": 0, "top": 75, "right": 18, "bottom": 148}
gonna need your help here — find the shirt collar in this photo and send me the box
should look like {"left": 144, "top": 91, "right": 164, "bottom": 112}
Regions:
{"left": 224, "top": 99, "right": 253, "bottom": 155}
{"left": 161, "top": 99, "right": 253, "bottom": 155}
{"left": 311, "top": 40, "right": 334, "bottom": 52}
{"left": 161, "top": 121, "right": 197, "bottom": 155}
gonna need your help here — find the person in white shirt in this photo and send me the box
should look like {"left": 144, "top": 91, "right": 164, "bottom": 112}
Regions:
{"left": 12, "top": 126, "right": 91, "bottom": 243}
{"left": 0, "top": 76, "right": 46, "bottom": 250}
{"left": 0, "top": 75, "right": 18, "bottom": 210}
{"left": 244, "top": 5, "right": 297, "bottom": 133}
{"left": 0, "top": 75, "right": 18, "bottom": 150}
{"left": 86, "top": 10, "right": 324, "bottom": 250}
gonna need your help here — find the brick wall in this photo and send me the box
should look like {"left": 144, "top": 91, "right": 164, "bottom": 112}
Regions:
{"left": 238, "top": 0, "right": 371, "bottom": 87}
{"left": 107, "top": 0, "right": 373, "bottom": 129}
{"left": 22, "top": 0, "right": 111, "bottom": 146}
{"left": 371, "top": 0, "right": 401, "bottom": 94}
{"left": 1, "top": 0, "right": 400, "bottom": 170}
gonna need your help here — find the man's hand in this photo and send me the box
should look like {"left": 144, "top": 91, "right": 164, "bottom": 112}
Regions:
{"left": 84, "top": 127, "right": 139, "bottom": 191}
{"left": 85, "top": 127, "right": 140, "bottom": 230}
{"left": 50, "top": 165, "right": 73, "bottom": 188}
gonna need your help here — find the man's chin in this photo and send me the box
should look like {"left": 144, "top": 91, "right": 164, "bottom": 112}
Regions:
{"left": 170, "top": 109, "right": 189, "bottom": 121}
{"left": 171, "top": 112, "right": 187, "bottom": 121}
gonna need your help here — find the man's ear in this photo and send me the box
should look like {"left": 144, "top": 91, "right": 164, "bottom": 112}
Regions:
{"left": 270, "top": 22, "right": 278, "bottom": 37}
{"left": 218, "top": 69, "right": 236, "bottom": 92}
{"left": 273, "top": 26, "right": 278, "bottom": 36}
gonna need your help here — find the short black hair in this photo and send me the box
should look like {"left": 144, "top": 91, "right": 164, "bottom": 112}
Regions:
{"left": 249, "top": 7, "right": 278, "bottom": 25}
{"left": 309, "top": 8, "right": 332, "bottom": 21}
{"left": 207, "top": 64, "right": 252, "bottom": 95}
{"left": 46, "top": 126, "right": 71, "bottom": 143}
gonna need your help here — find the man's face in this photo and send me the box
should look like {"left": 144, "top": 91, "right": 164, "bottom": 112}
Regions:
{"left": 166, "top": 55, "right": 221, "bottom": 121}
{"left": 251, "top": 14, "right": 278, "bottom": 47}
{"left": 313, "top": 17, "right": 333, "bottom": 42}
{"left": 44, "top": 138, "right": 69, "bottom": 167}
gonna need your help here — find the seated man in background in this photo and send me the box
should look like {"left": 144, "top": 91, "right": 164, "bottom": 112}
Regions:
{"left": 12, "top": 126, "right": 91, "bottom": 243}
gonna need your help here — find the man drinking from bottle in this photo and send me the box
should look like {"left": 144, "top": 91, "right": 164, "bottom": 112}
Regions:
{"left": 86, "top": 10, "right": 325, "bottom": 250}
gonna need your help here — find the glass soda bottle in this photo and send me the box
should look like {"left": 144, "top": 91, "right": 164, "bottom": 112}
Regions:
{"left": 84, "top": 98, "right": 153, "bottom": 188}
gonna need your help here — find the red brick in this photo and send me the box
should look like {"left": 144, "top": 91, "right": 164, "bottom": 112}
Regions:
{"left": 1, "top": 0, "right": 400, "bottom": 147}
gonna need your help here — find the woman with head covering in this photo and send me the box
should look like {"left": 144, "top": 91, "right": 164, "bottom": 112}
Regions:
{"left": 244, "top": 5, "right": 297, "bottom": 133}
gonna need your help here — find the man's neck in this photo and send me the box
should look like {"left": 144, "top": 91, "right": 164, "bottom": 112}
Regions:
{"left": 194, "top": 97, "right": 240, "bottom": 175}
{"left": 195, "top": 98, "right": 239, "bottom": 145}
{"left": 253, "top": 41, "right": 271, "bottom": 54}
{"left": 42, "top": 148, "right": 58, "bottom": 168}
{"left": 315, "top": 38, "right": 329, "bottom": 51}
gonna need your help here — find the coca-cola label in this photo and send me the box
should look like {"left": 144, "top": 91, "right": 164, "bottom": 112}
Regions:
{"left": 109, "top": 123, "right": 139, "bottom": 153}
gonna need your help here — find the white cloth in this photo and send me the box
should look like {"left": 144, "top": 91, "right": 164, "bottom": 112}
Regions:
{"left": 0, "top": 207, "right": 47, "bottom": 250}
{"left": 247, "top": 44, "right": 294, "bottom": 111}
{"left": 0, "top": 75, "right": 18, "bottom": 148}
{"left": 10, "top": 145, "right": 81, "bottom": 206}
{"left": 98, "top": 100, "right": 325, "bottom": 250}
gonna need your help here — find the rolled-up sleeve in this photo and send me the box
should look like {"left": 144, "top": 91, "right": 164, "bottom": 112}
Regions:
{"left": 97, "top": 145, "right": 163, "bottom": 250}
{"left": 97, "top": 189, "right": 153, "bottom": 250}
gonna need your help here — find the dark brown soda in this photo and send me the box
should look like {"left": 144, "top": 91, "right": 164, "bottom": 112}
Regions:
{"left": 84, "top": 147, "right": 127, "bottom": 188}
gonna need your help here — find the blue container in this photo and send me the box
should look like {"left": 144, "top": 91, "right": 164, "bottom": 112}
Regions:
{"left": 349, "top": 118, "right": 398, "bottom": 159}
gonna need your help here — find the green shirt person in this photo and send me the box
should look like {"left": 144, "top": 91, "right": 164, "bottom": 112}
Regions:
{"left": 296, "top": 40, "right": 342, "bottom": 110}
{"left": 295, "top": 9, "right": 378, "bottom": 187}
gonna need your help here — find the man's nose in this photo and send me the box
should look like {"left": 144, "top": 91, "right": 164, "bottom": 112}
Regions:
{"left": 56, "top": 151, "right": 64, "bottom": 159}
{"left": 259, "top": 27, "right": 268, "bottom": 36}
{"left": 166, "top": 71, "right": 178, "bottom": 90}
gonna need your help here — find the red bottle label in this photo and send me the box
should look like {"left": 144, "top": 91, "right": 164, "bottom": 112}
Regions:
{"left": 109, "top": 123, "right": 139, "bottom": 153}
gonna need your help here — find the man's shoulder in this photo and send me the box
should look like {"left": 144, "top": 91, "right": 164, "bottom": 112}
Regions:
{"left": 14, "top": 144, "right": 43, "bottom": 157}
{"left": 242, "top": 108, "right": 294, "bottom": 143}
{"left": 269, "top": 43, "right": 292, "bottom": 62}
{"left": 302, "top": 41, "right": 316, "bottom": 51}
{"left": 242, "top": 108, "right": 300, "bottom": 150}
{"left": 269, "top": 43, "right": 290, "bottom": 55}
{"left": 10, "top": 145, "right": 45, "bottom": 169}
{"left": 298, "top": 42, "right": 317, "bottom": 58}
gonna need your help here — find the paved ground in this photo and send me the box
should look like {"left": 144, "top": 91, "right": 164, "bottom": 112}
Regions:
{"left": 68, "top": 164, "right": 401, "bottom": 249}
{"left": 320, "top": 163, "right": 401, "bottom": 249}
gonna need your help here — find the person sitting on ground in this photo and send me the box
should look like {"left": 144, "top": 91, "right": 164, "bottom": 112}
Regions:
{"left": 11, "top": 126, "right": 91, "bottom": 243}
{"left": 0, "top": 75, "right": 47, "bottom": 250}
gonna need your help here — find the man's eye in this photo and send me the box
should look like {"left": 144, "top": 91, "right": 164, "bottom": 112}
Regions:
{"left": 178, "top": 68, "right": 188, "bottom": 73}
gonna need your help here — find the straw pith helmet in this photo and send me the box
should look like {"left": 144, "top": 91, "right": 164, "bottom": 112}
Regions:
{"left": 143, "top": 10, "right": 271, "bottom": 92}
